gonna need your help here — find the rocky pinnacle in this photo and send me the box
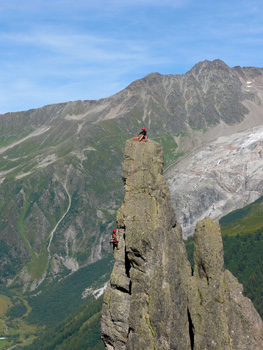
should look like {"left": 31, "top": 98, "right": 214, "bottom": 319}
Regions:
{"left": 101, "top": 139, "right": 263, "bottom": 350}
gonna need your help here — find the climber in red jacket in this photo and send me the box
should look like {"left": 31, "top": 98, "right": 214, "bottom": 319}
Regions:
{"left": 111, "top": 229, "right": 119, "bottom": 253}
{"left": 137, "top": 127, "right": 147, "bottom": 142}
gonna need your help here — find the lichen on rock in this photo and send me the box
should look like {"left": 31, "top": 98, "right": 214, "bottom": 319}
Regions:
{"left": 101, "top": 139, "right": 263, "bottom": 350}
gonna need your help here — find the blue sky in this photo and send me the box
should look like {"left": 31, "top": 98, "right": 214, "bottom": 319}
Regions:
{"left": 0, "top": 0, "right": 263, "bottom": 114}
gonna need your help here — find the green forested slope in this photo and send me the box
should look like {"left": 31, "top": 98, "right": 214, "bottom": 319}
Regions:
{"left": 0, "top": 256, "right": 113, "bottom": 349}
{"left": 222, "top": 229, "right": 263, "bottom": 316}
{"left": 22, "top": 297, "right": 104, "bottom": 350}
{"left": 26, "top": 255, "right": 113, "bottom": 328}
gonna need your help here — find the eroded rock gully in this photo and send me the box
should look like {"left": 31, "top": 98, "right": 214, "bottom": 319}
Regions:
{"left": 101, "top": 139, "right": 263, "bottom": 350}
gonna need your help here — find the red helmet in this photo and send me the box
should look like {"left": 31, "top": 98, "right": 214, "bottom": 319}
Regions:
{"left": 142, "top": 127, "right": 146, "bottom": 131}
{"left": 112, "top": 229, "right": 116, "bottom": 233}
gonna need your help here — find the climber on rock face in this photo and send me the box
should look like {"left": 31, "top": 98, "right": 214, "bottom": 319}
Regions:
{"left": 111, "top": 229, "right": 119, "bottom": 253}
{"left": 137, "top": 127, "right": 147, "bottom": 142}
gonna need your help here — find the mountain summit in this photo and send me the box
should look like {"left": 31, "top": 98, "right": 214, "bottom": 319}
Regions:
{"left": 101, "top": 140, "right": 263, "bottom": 349}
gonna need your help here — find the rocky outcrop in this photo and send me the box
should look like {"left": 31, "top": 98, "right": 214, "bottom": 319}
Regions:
{"left": 187, "top": 217, "right": 263, "bottom": 350}
{"left": 101, "top": 140, "right": 263, "bottom": 350}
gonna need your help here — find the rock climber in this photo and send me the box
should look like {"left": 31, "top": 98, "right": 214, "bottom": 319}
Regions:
{"left": 111, "top": 229, "right": 119, "bottom": 253}
{"left": 137, "top": 127, "right": 147, "bottom": 142}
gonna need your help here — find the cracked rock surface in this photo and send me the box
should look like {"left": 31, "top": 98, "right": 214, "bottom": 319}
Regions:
{"left": 101, "top": 139, "right": 263, "bottom": 350}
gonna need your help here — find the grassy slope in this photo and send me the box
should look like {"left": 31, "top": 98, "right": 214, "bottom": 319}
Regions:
{"left": 220, "top": 196, "right": 263, "bottom": 235}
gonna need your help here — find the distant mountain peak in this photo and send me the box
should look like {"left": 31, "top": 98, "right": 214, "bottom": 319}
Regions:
{"left": 187, "top": 58, "right": 231, "bottom": 75}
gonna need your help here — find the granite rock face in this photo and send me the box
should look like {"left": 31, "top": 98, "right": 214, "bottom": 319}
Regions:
{"left": 101, "top": 140, "right": 263, "bottom": 350}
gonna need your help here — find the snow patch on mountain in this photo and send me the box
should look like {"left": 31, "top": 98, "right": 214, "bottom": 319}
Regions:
{"left": 82, "top": 282, "right": 108, "bottom": 299}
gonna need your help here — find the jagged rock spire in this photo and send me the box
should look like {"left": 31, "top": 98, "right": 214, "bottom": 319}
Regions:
{"left": 101, "top": 139, "right": 263, "bottom": 350}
